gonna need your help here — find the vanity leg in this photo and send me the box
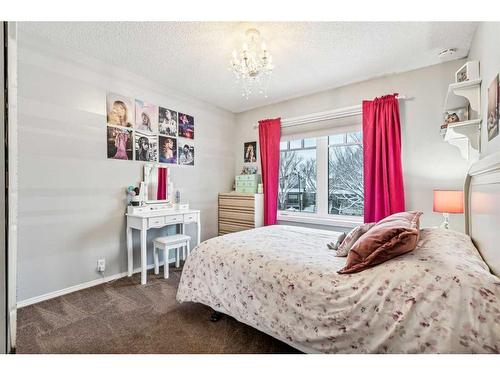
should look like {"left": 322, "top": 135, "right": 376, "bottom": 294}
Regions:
{"left": 153, "top": 245, "right": 159, "bottom": 275}
{"left": 127, "top": 226, "right": 133, "bottom": 277}
{"left": 187, "top": 242, "right": 191, "bottom": 257}
{"left": 175, "top": 247, "right": 180, "bottom": 268}
{"left": 140, "top": 229, "right": 147, "bottom": 285}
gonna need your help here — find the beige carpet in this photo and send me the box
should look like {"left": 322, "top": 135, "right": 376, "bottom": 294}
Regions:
{"left": 16, "top": 267, "right": 299, "bottom": 354}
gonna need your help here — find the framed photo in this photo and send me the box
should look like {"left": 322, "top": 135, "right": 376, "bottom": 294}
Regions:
{"left": 107, "top": 126, "right": 133, "bottom": 160}
{"left": 158, "top": 107, "right": 178, "bottom": 137}
{"left": 244, "top": 141, "right": 257, "bottom": 163}
{"left": 106, "top": 92, "right": 134, "bottom": 128}
{"left": 178, "top": 139, "right": 195, "bottom": 166}
{"left": 455, "top": 61, "right": 479, "bottom": 83}
{"left": 135, "top": 133, "right": 158, "bottom": 162}
{"left": 158, "top": 135, "right": 177, "bottom": 164}
{"left": 487, "top": 74, "right": 499, "bottom": 141}
{"left": 178, "top": 113, "right": 195, "bottom": 139}
{"left": 135, "top": 99, "right": 158, "bottom": 135}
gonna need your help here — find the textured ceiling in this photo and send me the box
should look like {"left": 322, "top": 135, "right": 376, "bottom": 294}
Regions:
{"left": 18, "top": 22, "right": 477, "bottom": 113}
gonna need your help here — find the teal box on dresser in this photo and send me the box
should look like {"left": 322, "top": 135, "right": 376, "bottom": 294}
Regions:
{"left": 235, "top": 174, "right": 261, "bottom": 194}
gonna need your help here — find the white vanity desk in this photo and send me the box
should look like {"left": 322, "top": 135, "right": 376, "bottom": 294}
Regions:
{"left": 126, "top": 208, "right": 201, "bottom": 285}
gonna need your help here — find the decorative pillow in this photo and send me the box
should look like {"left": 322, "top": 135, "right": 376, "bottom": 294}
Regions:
{"left": 334, "top": 223, "right": 375, "bottom": 257}
{"left": 327, "top": 232, "right": 347, "bottom": 251}
{"left": 337, "top": 211, "right": 423, "bottom": 274}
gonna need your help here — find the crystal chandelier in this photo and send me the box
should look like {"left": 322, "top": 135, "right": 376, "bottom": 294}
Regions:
{"left": 230, "top": 28, "right": 274, "bottom": 99}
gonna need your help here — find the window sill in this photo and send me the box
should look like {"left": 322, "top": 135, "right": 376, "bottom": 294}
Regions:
{"left": 277, "top": 211, "right": 363, "bottom": 228}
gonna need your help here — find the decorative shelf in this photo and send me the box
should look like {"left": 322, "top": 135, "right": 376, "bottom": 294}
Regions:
{"left": 442, "top": 119, "right": 481, "bottom": 160}
{"left": 444, "top": 79, "right": 482, "bottom": 114}
{"left": 442, "top": 77, "right": 482, "bottom": 161}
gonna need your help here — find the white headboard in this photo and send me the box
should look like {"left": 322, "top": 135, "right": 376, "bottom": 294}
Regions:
{"left": 465, "top": 151, "right": 500, "bottom": 277}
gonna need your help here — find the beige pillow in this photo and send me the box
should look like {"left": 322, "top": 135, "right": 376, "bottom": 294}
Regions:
{"left": 338, "top": 211, "right": 422, "bottom": 274}
{"left": 335, "top": 223, "right": 375, "bottom": 257}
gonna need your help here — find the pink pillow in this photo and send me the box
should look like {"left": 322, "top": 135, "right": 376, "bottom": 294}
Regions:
{"left": 338, "top": 211, "right": 422, "bottom": 274}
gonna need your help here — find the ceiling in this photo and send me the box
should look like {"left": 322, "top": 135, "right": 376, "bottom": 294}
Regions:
{"left": 18, "top": 22, "right": 478, "bottom": 113}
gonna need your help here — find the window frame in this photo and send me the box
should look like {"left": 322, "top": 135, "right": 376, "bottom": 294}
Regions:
{"left": 277, "top": 130, "right": 364, "bottom": 229}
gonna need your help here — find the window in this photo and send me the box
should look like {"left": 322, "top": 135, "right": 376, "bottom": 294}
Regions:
{"left": 278, "top": 138, "right": 317, "bottom": 213}
{"left": 328, "top": 132, "right": 363, "bottom": 216}
{"left": 278, "top": 130, "right": 364, "bottom": 225}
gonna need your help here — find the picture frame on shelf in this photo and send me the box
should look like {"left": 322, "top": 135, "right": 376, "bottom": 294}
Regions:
{"left": 455, "top": 61, "right": 480, "bottom": 83}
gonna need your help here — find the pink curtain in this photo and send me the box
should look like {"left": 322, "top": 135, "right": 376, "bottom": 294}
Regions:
{"left": 157, "top": 167, "right": 167, "bottom": 200}
{"left": 258, "top": 118, "right": 281, "bottom": 226}
{"left": 362, "top": 94, "right": 405, "bottom": 222}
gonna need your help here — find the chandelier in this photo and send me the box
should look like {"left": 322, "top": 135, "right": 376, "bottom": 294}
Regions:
{"left": 230, "top": 28, "right": 274, "bottom": 99}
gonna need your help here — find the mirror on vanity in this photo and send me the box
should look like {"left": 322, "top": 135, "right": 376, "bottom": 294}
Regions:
{"left": 143, "top": 164, "right": 170, "bottom": 203}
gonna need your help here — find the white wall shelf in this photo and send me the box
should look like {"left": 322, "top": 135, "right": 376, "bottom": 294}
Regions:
{"left": 442, "top": 119, "right": 481, "bottom": 160}
{"left": 442, "top": 77, "right": 482, "bottom": 161}
{"left": 444, "top": 79, "right": 482, "bottom": 114}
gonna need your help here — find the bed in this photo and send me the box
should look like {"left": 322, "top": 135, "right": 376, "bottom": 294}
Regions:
{"left": 177, "top": 154, "right": 500, "bottom": 354}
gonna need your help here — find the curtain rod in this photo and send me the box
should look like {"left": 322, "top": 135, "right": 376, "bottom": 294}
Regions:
{"left": 253, "top": 95, "right": 409, "bottom": 129}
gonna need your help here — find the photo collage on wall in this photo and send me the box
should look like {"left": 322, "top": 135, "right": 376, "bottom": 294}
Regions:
{"left": 106, "top": 92, "right": 195, "bottom": 166}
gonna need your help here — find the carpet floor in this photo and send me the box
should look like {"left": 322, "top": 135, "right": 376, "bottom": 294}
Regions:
{"left": 16, "top": 267, "right": 299, "bottom": 354}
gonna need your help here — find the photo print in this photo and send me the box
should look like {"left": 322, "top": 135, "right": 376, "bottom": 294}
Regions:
{"left": 244, "top": 141, "right": 257, "bottom": 163}
{"left": 107, "top": 126, "right": 133, "bottom": 160}
{"left": 158, "top": 107, "right": 178, "bottom": 137}
{"left": 178, "top": 139, "right": 195, "bottom": 166}
{"left": 106, "top": 92, "right": 134, "bottom": 128}
{"left": 178, "top": 112, "right": 194, "bottom": 139}
{"left": 487, "top": 74, "right": 499, "bottom": 141}
{"left": 158, "top": 136, "right": 177, "bottom": 164}
{"left": 135, "top": 133, "right": 158, "bottom": 162}
{"left": 135, "top": 99, "right": 158, "bottom": 134}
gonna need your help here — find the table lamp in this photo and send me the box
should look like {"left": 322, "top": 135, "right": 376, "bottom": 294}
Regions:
{"left": 433, "top": 190, "right": 464, "bottom": 229}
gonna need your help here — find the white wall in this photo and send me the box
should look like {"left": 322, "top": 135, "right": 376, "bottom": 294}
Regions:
{"left": 234, "top": 60, "right": 470, "bottom": 231}
{"left": 468, "top": 22, "right": 500, "bottom": 157}
{"left": 17, "top": 35, "right": 236, "bottom": 302}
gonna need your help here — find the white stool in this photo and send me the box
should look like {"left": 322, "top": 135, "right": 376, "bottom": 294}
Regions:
{"left": 153, "top": 234, "right": 191, "bottom": 279}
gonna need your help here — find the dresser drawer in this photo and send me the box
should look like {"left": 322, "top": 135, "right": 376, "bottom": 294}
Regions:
{"left": 219, "top": 196, "right": 255, "bottom": 209}
{"left": 219, "top": 209, "right": 254, "bottom": 224}
{"left": 148, "top": 217, "right": 166, "bottom": 228}
{"left": 183, "top": 213, "right": 198, "bottom": 223}
{"left": 219, "top": 221, "right": 253, "bottom": 233}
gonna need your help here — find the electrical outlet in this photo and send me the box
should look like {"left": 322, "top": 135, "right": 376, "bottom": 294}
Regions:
{"left": 97, "top": 258, "right": 106, "bottom": 273}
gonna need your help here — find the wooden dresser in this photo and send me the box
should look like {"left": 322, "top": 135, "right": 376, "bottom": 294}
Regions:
{"left": 218, "top": 192, "right": 264, "bottom": 235}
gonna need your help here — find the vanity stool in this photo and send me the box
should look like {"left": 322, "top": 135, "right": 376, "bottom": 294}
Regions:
{"left": 153, "top": 234, "right": 191, "bottom": 279}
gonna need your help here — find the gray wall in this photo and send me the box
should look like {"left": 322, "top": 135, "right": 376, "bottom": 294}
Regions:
{"left": 469, "top": 22, "right": 500, "bottom": 158}
{"left": 234, "top": 60, "right": 471, "bottom": 231}
{"left": 16, "top": 35, "right": 236, "bottom": 302}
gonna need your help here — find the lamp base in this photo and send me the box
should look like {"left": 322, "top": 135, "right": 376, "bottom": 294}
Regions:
{"left": 439, "top": 213, "right": 450, "bottom": 229}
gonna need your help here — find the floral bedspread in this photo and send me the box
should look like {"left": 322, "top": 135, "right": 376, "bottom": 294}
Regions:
{"left": 176, "top": 225, "right": 500, "bottom": 353}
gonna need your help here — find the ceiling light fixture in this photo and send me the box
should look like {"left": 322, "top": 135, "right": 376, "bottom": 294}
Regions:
{"left": 230, "top": 28, "right": 274, "bottom": 99}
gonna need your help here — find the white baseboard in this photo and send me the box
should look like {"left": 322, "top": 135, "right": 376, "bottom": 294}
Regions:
{"left": 16, "top": 262, "right": 170, "bottom": 308}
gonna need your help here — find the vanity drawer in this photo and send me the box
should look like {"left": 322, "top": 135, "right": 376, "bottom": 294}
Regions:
{"left": 148, "top": 217, "right": 166, "bottom": 228}
{"left": 164, "top": 214, "right": 184, "bottom": 225}
{"left": 184, "top": 213, "right": 198, "bottom": 223}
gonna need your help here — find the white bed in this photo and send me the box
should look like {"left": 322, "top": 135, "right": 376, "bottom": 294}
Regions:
{"left": 177, "top": 154, "right": 500, "bottom": 354}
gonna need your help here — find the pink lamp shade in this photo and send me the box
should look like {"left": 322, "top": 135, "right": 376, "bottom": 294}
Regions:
{"left": 433, "top": 190, "right": 464, "bottom": 214}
